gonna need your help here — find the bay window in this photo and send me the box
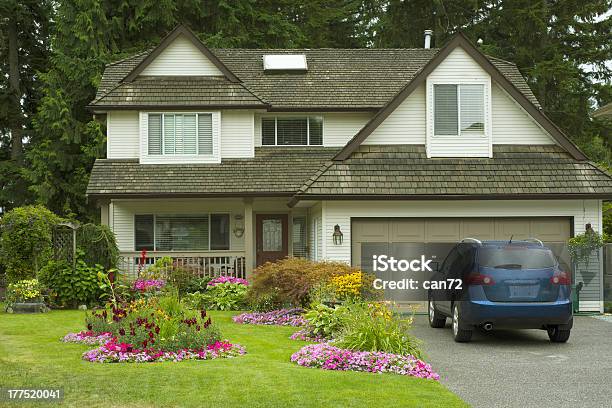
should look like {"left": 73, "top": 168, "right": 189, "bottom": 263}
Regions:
{"left": 134, "top": 214, "right": 230, "bottom": 251}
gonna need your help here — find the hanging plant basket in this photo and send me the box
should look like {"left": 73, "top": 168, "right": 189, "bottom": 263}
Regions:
{"left": 568, "top": 230, "right": 605, "bottom": 267}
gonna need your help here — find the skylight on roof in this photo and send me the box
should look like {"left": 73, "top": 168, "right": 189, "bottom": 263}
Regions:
{"left": 263, "top": 54, "right": 307, "bottom": 71}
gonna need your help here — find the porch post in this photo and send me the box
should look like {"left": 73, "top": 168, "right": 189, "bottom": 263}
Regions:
{"left": 244, "top": 198, "right": 254, "bottom": 278}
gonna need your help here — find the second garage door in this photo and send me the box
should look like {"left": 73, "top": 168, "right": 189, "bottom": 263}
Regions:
{"left": 351, "top": 217, "right": 572, "bottom": 269}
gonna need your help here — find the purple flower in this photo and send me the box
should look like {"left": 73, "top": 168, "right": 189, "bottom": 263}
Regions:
{"left": 290, "top": 343, "right": 440, "bottom": 380}
{"left": 232, "top": 309, "right": 306, "bottom": 326}
{"left": 207, "top": 276, "right": 249, "bottom": 287}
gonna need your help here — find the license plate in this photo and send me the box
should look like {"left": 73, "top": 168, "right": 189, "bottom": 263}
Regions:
{"left": 509, "top": 285, "right": 539, "bottom": 298}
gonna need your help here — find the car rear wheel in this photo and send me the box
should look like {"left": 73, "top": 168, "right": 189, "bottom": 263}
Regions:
{"left": 452, "top": 304, "right": 473, "bottom": 343}
{"left": 428, "top": 297, "right": 446, "bottom": 328}
{"left": 547, "top": 326, "right": 571, "bottom": 343}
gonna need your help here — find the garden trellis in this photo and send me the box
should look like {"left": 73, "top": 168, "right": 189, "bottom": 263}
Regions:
{"left": 53, "top": 222, "right": 78, "bottom": 267}
{"left": 53, "top": 222, "right": 119, "bottom": 270}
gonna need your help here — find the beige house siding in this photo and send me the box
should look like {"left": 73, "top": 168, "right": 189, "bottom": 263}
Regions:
{"left": 107, "top": 111, "right": 140, "bottom": 159}
{"left": 491, "top": 83, "right": 555, "bottom": 144}
{"left": 220, "top": 110, "right": 255, "bottom": 158}
{"left": 363, "top": 84, "right": 426, "bottom": 145}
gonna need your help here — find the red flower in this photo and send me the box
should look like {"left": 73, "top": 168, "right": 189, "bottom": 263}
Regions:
{"left": 154, "top": 326, "right": 160, "bottom": 334}
{"left": 119, "top": 328, "right": 126, "bottom": 336}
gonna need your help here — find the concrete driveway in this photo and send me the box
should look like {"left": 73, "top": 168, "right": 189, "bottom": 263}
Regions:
{"left": 411, "top": 315, "right": 612, "bottom": 408}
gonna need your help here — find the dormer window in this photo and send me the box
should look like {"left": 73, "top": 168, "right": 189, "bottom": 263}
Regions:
{"left": 261, "top": 116, "right": 323, "bottom": 146}
{"left": 434, "top": 84, "right": 485, "bottom": 136}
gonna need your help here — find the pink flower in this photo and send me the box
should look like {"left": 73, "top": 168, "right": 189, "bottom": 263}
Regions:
{"left": 207, "top": 276, "right": 249, "bottom": 287}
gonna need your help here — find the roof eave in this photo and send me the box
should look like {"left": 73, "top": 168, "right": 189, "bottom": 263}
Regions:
{"left": 288, "top": 192, "right": 612, "bottom": 207}
{"left": 86, "top": 103, "right": 270, "bottom": 111}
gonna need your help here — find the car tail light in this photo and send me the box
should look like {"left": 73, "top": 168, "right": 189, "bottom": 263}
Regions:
{"left": 550, "top": 271, "right": 570, "bottom": 285}
{"left": 467, "top": 273, "right": 495, "bottom": 286}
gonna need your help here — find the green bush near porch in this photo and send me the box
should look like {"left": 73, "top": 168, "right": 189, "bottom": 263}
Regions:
{"left": 0, "top": 205, "right": 64, "bottom": 283}
{"left": 0, "top": 309, "right": 466, "bottom": 408}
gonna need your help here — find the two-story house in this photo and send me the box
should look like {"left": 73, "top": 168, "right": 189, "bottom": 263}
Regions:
{"left": 87, "top": 25, "right": 612, "bottom": 312}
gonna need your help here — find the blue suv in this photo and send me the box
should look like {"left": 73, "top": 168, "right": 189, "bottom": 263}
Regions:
{"left": 428, "top": 238, "right": 573, "bottom": 343}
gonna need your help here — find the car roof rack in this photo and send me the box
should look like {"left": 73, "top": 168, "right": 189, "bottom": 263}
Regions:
{"left": 461, "top": 237, "right": 482, "bottom": 245}
{"left": 523, "top": 237, "right": 544, "bottom": 246}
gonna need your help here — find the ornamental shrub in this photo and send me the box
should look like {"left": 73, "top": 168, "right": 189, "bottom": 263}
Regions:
{"left": 247, "top": 258, "right": 381, "bottom": 309}
{"left": 202, "top": 282, "right": 248, "bottom": 310}
{"left": 37, "top": 252, "right": 108, "bottom": 308}
{"left": 0, "top": 205, "right": 64, "bottom": 283}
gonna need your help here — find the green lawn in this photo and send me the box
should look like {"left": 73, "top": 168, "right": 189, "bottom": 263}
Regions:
{"left": 0, "top": 310, "right": 466, "bottom": 408}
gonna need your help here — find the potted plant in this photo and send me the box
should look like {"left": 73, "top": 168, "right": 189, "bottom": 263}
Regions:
{"left": 4, "top": 279, "right": 49, "bottom": 313}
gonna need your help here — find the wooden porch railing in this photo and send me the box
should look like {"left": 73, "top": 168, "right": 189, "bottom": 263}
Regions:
{"left": 118, "top": 251, "right": 246, "bottom": 280}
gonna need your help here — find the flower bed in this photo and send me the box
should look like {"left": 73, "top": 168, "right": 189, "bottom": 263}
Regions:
{"left": 83, "top": 339, "right": 245, "bottom": 363}
{"left": 290, "top": 343, "right": 439, "bottom": 380}
{"left": 232, "top": 309, "right": 306, "bottom": 326}
{"left": 62, "top": 331, "right": 113, "bottom": 345}
{"left": 207, "top": 276, "right": 248, "bottom": 287}
{"left": 289, "top": 327, "right": 325, "bottom": 342}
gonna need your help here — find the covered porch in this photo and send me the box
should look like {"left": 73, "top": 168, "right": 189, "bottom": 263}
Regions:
{"left": 101, "top": 197, "right": 311, "bottom": 280}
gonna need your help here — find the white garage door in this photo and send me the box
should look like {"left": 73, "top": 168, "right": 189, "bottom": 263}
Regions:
{"left": 351, "top": 217, "right": 572, "bottom": 269}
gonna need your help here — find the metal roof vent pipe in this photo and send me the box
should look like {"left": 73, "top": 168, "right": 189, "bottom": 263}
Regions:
{"left": 424, "top": 29, "right": 433, "bottom": 49}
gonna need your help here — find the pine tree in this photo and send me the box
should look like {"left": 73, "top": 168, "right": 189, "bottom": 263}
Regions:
{"left": 0, "top": 0, "right": 53, "bottom": 211}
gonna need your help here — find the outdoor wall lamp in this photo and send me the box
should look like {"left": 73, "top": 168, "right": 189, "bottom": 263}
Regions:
{"left": 332, "top": 224, "right": 343, "bottom": 245}
{"left": 233, "top": 214, "right": 245, "bottom": 238}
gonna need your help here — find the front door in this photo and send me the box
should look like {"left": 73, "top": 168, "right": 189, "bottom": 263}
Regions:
{"left": 256, "top": 214, "right": 288, "bottom": 266}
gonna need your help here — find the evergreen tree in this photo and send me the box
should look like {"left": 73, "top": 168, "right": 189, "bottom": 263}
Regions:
{"left": 0, "top": 0, "right": 53, "bottom": 211}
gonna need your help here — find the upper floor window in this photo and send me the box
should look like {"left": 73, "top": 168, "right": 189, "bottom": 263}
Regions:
{"left": 434, "top": 84, "right": 484, "bottom": 136}
{"left": 148, "top": 113, "right": 213, "bottom": 155}
{"left": 261, "top": 116, "right": 323, "bottom": 146}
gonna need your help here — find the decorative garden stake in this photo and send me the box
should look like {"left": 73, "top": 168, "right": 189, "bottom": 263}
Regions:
{"left": 332, "top": 224, "right": 343, "bottom": 245}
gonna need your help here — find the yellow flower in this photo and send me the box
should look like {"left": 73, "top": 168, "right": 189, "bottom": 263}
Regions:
{"left": 330, "top": 272, "right": 363, "bottom": 298}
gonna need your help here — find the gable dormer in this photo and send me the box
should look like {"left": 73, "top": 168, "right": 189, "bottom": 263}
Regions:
{"left": 140, "top": 35, "right": 224, "bottom": 76}
{"left": 123, "top": 25, "right": 240, "bottom": 83}
{"left": 426, "top": 46, "right": 492, "bottom": 157}
{"left": 334, "top": 32, "right": 586, "bottom": 161}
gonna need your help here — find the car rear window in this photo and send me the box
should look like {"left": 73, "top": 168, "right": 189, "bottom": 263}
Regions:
{"left": 478, "top": 247, "right": 556, "bottom": 269}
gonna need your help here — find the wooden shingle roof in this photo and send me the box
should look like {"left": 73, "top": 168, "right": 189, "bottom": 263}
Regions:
{"left": 86, "top": 147, "right": 338, "bottom": 197}
{"left": 288, "top": 145, "right": 612, "bottom": 205}
{"left": 90, "top": 47, "right": 540, "bottom": 110}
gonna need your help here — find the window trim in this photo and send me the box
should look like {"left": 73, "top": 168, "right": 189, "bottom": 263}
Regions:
{"left": 133, "top": 213, "right": 231, "bottom": 252}
{"left": 140, "top": 111, "right": 221, "bottom": 164}
{"left": 261, "top": 115, "right": 324, "bottom": 146}
{"left": 430, "top": 81, "right": 489, "bottom": 139}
